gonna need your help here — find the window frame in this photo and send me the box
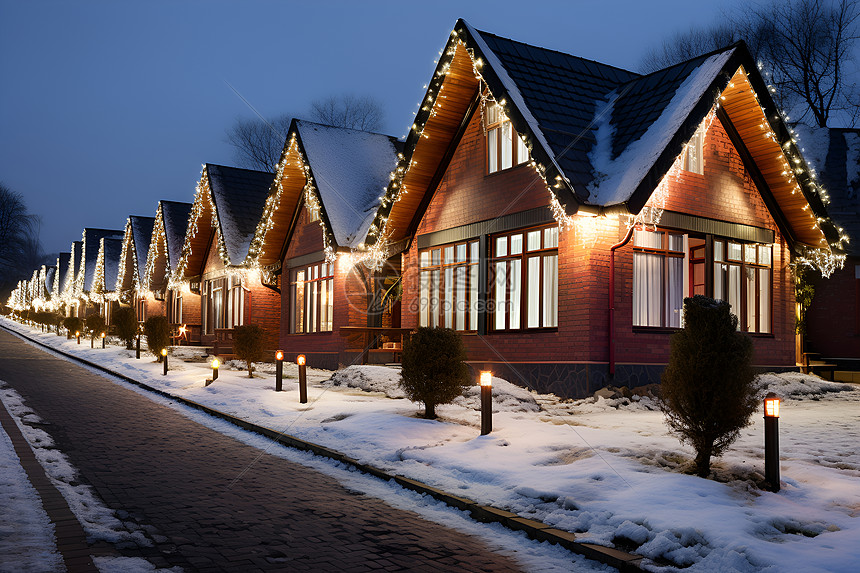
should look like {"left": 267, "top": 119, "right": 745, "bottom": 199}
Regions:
{"left": 290, "top": 261, "right": 334, "bottom": 334}
{"left": 489, "top": 224, "right": 558, "bottom": 332}
{"left": 418, "top": 239, "right": 480, "bottom": 331}
{"left": 485, "top": 100, "right": 530, "bottom": 175}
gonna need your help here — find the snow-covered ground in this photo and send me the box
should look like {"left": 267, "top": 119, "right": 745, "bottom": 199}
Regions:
{"left": 2, "top": 317, "right": 859, "bottom": 572}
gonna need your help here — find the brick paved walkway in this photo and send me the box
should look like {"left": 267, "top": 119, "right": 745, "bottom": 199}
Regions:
{"left": 0, "top": 329, "right": 522, "bottom": 572}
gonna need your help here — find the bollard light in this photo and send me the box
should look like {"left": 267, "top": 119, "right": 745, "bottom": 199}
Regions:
{"left": 76, "top": 331, "right": 80, "bottom": 344}
{"left": 479, "top": 371, "right": 493, "bottom": 435}
{"left": 275, "top": 350, "right": 284, "bottom": 392}
{"left": 211, "top": 357, "right": 219, "bottom": 381}
{"left": 763, "top": 392, "right": 780, "bottom": 492}
{"left": 136, "top": 333, "right": 141, "bottom": 359}
{"left": 161, "top": 348, "right": 168, "bottom": 375}
{"left": 101, "top": 331, "right": 106, "bottom": 349}
{"left": 297, "top": 354, "right": 307, "bottom": 403}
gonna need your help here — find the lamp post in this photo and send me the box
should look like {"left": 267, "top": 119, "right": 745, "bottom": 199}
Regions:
{"left": 275, "top": 350, "right": 284, "bottom": 392}
{"left": 297, "top": 354, "right": 307, "bottom": 404}
{"left": 136, "top": 330, "right": 141, "bottom": 359}
{"left": 479, "top": 371, "right": 493, "bottom": 435}
{"left": 764, "top": 393, "right": 780, "bottom": 492}
{"left": 101, "top": 332, "right": 106, "bottom": 349}
{"left": 211, "top": 358, "right": 219, "bottom": 383}
{"left": 76, "top": 331, "right": 80, "bottom": 344}
{"left": 161, "top": 348, "right": 168, "bottom": 375}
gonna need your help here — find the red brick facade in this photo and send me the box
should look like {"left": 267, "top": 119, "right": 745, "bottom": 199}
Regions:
{"left": 807, "top": 256, "right": 860, "bottom": 359}
{"left": 399, "top": 111, "right": 798, "bottom": 395}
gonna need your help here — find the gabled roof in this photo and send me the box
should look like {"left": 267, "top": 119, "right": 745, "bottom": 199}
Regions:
{"left": 174, "top": 164, "right": 272, "bottom": 281}
{"left": 295, "top": 120, "right": 403, "bottom": 249}
{"left": 250, "top": 119, "right": 403, "bottom": 273}
{"left": 54, "top": 253, "right": 70, "bottom": 296}
{"left": 78, "top": 229, "right": 124, "bottom": 294}
{"left": 44, "top": 266, "right": 55, "bottom": 295}
{"left": 371, "top": 19, "right": 841, "bottom": 253}
{"left": 64, "top": 241, "right": 82, "bottom": 296}
{"left": 161, "top": 201, "right": 193, "bottom": 269}
{"left": 95, "top": 237, "right": 123, "bottom": 293}
{"left": 116, "top": 215, "right": 155, "bottom": 293}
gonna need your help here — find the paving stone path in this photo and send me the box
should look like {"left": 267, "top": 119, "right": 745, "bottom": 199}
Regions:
{"left": 0, "top": 329, "right": 522, "bottom": 572}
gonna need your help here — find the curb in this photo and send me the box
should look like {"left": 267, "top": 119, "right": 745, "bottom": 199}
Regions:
{"left": 3, "top": 324, "right": 644, "bottom": 572}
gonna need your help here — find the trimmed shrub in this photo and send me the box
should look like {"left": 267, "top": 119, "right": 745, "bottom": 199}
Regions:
{"left": 233, "top": 324, "right": 265, "bottom": 378}
{"left": 113, "top": 306, "right": 138, "bottom": 349}
{"left": 63, "top": 316, "right": 83, "bottom": 339}
{"left": 660, "top": 295, "right": 758, "bottom": 477}
{"left": 86, "top": 314, "right": 106, "bottom": 340}
{"left": 144, "top": 315, "right": 170, "bottom": 360}
{"left": 399, "top": 327, "right": 471, "bottom": 419}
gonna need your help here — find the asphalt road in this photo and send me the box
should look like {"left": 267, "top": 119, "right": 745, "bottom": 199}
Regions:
{"left": 0, "top": 329, "right": 523, "bottom": 572}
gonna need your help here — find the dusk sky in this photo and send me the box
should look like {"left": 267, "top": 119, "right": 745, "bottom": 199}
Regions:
{"left": 0, "top": 0, "right": 812, "bottom": 256}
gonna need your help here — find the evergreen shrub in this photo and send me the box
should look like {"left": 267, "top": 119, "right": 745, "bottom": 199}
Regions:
{"left": 144, "top": 315, "right": 170, "bottom": 360}
{"left": 113, "top": 306, "right": 138, "bottom": 349}
{"left": 399, "top": 327, "right": 471, "bottom": 419}
{"left": 233, "top": 324, "right": 265, "bottom": 378}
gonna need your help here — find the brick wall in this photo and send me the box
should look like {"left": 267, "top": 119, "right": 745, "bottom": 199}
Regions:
{"left": 807, "top": 255, "right": 860, "bottom": 358}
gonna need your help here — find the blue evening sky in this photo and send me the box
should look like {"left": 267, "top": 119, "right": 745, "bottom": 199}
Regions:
{"left": 0, "top": 0, "right": 786, "bottom": 254}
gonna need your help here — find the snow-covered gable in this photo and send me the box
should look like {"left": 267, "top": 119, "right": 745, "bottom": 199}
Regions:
{"left": 65, "top": 241, "right": 82, "bottom": 295}
{"left": 80, "top": 229, "right": 124, "bottom": 293}
{"left": 206, "top": 164, "right": 273, "bottom": 266}
{"left": 587, "top": 50, "right": 735, "bottom": 205}
{"left": 44, "top": 266, "right": 55, "bottom": 294}
{"left": 130, "top": 216, "right": 155, "bottom": 281}
{"left": 296, "top": 120, "right": 402, "bottom": 248}
{"left": 161, "top": 201, "right": 192, "bottom": 270}
{"left": 54, "top": 253, "right": 70, "bottom": 296}
{"left": 101, "top": 238, "right": 123, "bottom": 291}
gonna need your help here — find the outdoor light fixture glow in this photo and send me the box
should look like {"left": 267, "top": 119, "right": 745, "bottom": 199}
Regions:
{"left": 101, "top": 332, "right": 106, "bottom": 338}
{"left": 297, "top": 354, "right": 307, "bottom": 403}
{"left": 211, "top": 358, "right": 219, "bottom": 381}
{"left": 161, "top": 348, "right": 167, "bottom": 357}
{"left": 479, "top": 371, "right": 492, "bottom": 386}
{"left": 764, "top": 395, "right": 780, "bottom": 418}
{"left": 275, "top": 350, "right": 284, "bottom": 361}
{"left": 274, "top": 351, "right": 284, "bottom": 391}
{"left": 297, "top": 354, "right": 306, "bottom": 366}
{"left": 479, "top": 370, "right": 493, "bottom": 435}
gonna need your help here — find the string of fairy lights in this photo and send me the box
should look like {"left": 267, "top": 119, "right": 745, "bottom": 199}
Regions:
{"left": 5, "top": 24, "right": 853, "bottom": 312}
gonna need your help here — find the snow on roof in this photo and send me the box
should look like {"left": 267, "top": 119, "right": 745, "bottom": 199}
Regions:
{"left": 66, "top": 241, "right": 82, "bottom": 294}
{"left": 206, "top": 165, "right": 273, "bottom": 265}
{"left": 44, "top": 266, "right": 55, "bottom": 293}
{"left": 793, "top": 124, "right": 831, "bottom": 180}
{"left": 55, "top": 253, "right": 70, "bottom": 295}
{"left": 101, "top": 238, "right": 123, "bottom": 291}
{"left": 129, "top": 216, "right": 155, "bottom": 281}
{"left": 587, "top": 49, "right": 735, "bottom": 205}
{"left": 81, "top": 229, "right": 124, "bottom": 292}
{"left": 296, "top": 120, "right": 402, "bottom": 248}
{"left": 161, "top": 201, "right": 193, "bottom": 269}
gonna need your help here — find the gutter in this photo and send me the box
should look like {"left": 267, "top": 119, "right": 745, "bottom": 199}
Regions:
{"left": 609, "top": 223, "right": 635, "bottom": 377}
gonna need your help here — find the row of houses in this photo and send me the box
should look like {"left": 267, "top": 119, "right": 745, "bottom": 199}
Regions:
{"left": 8, "top": 20, "right": 859, "bottom": 398}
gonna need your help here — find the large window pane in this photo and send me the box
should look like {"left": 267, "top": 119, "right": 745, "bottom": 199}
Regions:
{"left": 667, "top": 257, "right": 683, "bottom": 328}
{"left": 759, "top": 268, "right": 770, "bottom": 333}
{"left": 469, "top": 265, "right": 478, "bottom": 331}
{"left": 501, "top": 122, "right": 513, "bottom": 170}
{"left": 444, "top": 267, "right": 454, "bottom": 328}
{"left": 419, "top": 271, "right": 429, "bottom": 327}
{"left": 495, "top": 261, "right": 507, "bottom": 329}
{"left": 728, "top": 265, "right": 741, "bottom": 323}
{"left": 455, "top": 267, "right": 466, "bottom": 331}
{"left": 633, "top": 252, "right": 663, "bottom": 327}
{"left": 488, "top": 128, "right": 498, "bottom": 173}
{"left": 527, "top": 256, "right": 540, "bottom": 328}
{"left": 510, "top": 259, "right": 521, "bottom": 330}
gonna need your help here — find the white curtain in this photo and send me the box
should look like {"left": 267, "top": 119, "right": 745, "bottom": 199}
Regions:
{"left": 543, "top": 255, "right": 558, "bottom": 328}
{"left": 455, "top": 267, "right": 466, "bottom": 331}
{"left": 469, "top": 265, "right": 478, "bottom": 331}
{"left": 745, "top": 267, "right": 756, "bottom": 331}
{"left": 527, "top": 256, "right": 540, "bottom": 327}
{"left": 633, "top": 252, "right": 663, "bottom": 327}
{"left": 444, "top": 267, "right": 454, "bottom": 328}
{"left": 510, "top": 259, "right": 521, "bottom": 329}
{"left": 759, "top": 268, "right": 770, "bottom": 333}
{"left": 419, "top": 270, "right": 429, "bottom": 327}
{"left": 495, "top": 262, "right": 506, "bottom": 329}
{"left": 666, "top": 257, "right": 683, "bottom": 328}
{"left": 728, "top": 265, "right": 740, "bottom": 328}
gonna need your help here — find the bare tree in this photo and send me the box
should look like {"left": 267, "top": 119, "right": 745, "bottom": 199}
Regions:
{"left": 640, "top": 0, "right": 860, "bottom": 127}
{"left": 742, "top": 0, "right": 860, "bottom": 127}
{"left": 640, "top": 24, "right": 739, "bottom": 72}
{"left": 309, "top": 94, "right": 385, "bottom": 132}
{"left": 224, "top": 114, "right": 291, "bottom": 173}
{"left": 0, "top": 182, "right": 43, "bottom": 299}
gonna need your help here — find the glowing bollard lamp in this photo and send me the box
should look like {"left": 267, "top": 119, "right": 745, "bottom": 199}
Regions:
{"left": 76, "top": 331, "right": 81, "bottom": 344}
{"left": 479, "top": 371, "right": 493, "bottom": 435}
{"left": 100, "top": 331, "right": 106, "bottom": 349}
{"left": 161, "top": 348, "right": 168, "bottom": 375}
{"left": 764, "top": 393, "right": 781, "bottom": 492}
{"left": 211, "top": 358, "right": 219, "bottom": 381}
{"left": 136, "top": 332, "right": 141, "bottom": 359}
{"left": 297, "top": 354, "right": 307, "bottom": 404}
{"left": 274, "top": 350, "right": 284, "bottom": 392}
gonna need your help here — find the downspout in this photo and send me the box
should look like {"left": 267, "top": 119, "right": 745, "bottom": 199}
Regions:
{"left": 608, "top": 225, "right": 635, "bottom": 377}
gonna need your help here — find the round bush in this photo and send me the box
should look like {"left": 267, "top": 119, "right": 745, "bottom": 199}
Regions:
{"left": 144, "top": 315, "right": 170, "bottom": 360}
{"left": 112, "top": 306, "right": 138, "bottom": 349}
{"left": 399, "top": 327, "right": 471, "bottom": 419}
{"left": 233, "top": 324, "right": 265, "bottom": 378}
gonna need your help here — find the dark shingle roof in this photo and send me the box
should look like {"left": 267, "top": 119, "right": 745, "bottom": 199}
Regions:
{"left": 101, "top": 237, "right": 123, "bottom": 291}
{"left": 206, "top": 164, "right": 273, "bottom": 265}
{"left": 161, "top": 201, "right": 193, "bottom": 269}
{"left": 129, "top": 216, "right": 155, "bottom": 280}
{"left": 66, "top": 241, "right": 82, "bottom": 293}
{"left": 81, "top": 229, "right": 124, "bottom": 292}
{"left": 55, "top": 253, "right": 70, "bottom": 294}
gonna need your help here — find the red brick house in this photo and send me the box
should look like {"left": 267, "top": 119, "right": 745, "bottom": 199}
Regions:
{"left": 363, "top": 21, "right": 844, "bottom": 397}
{"left": 143, "top": 200, "right": 199, "bottom": 338}
{"left": 250, "top": 119, "right": 403, "bottom": 369}
{"left": 115, "top": 215, "right": 156, "bottom": 323}
{"left": 171, "top": 164, "right": 280, "bottom": 351}
{"left": 800, "top": 127, "right": 859, "bottom": 369}
{"left": 92, "top": 237, "right": 123, "bottom": 325}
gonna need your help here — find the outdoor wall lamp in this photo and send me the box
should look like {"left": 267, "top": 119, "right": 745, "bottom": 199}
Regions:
{"left": 480, "top": 370, "right": 493, "bottom": 435}
{"left": 764, "top": 393, "right": 780, "bottom": 492}
{"left": 274, "top": 350, "right": 284, "bottom": 392}
{"left": 297, "top": 354, "right": 307, "bottom": 403}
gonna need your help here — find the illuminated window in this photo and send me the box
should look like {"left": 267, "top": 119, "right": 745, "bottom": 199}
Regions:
{"left": 291, "top": 262, "right": 334, "bottom": 333}
{"left": 684, "top": 124, "right": 705, "bottom": 174}
{"left": 486, "top": 101, "right": 529, "bottom": 174}
{"left": 419, "top": 240, "right": 480, "bottom": 331}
